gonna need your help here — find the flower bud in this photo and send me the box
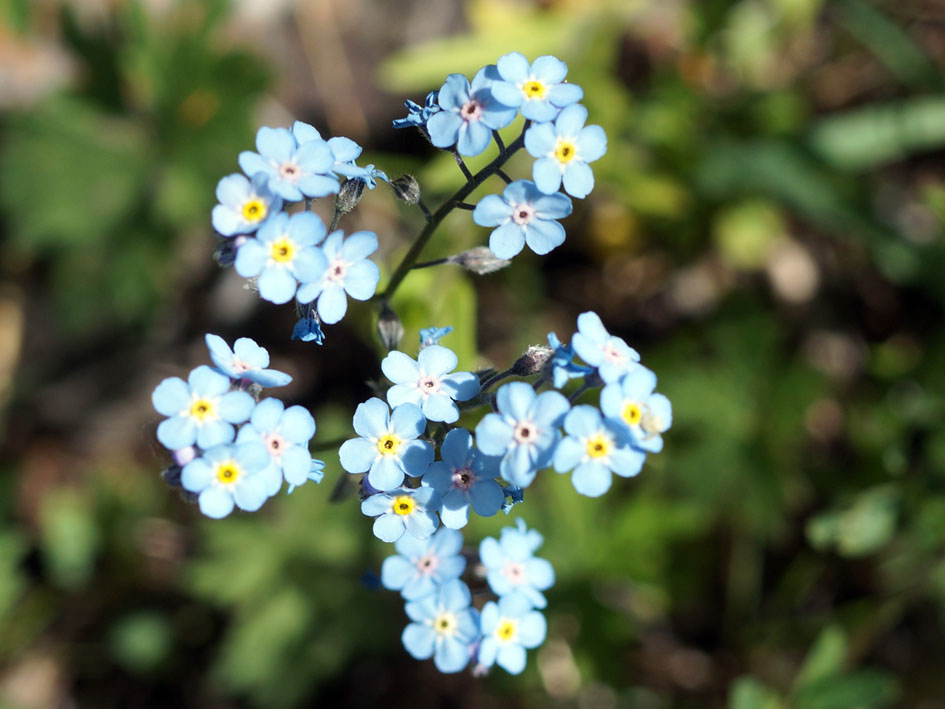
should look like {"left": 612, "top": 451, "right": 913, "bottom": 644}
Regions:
{"left": 511, "top": 345, "right": 554, "bottom": 376}
{"left": 390, "top": 174, "right": 421, "bottom": 205}
{"left": 451, "top": 246, "right": 512, "bottom": 275}
{"left": 377, "top": 303, "right": 404, "bottom": 351}
{"left": 334, "top": 177, "right": 365, "bottom": 216}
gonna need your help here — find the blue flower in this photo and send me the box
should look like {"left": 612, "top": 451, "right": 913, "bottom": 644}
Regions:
{"left": 234, "top": 211, "right": 328, "bottom": 305}
{"left": 599, "top": 367, "right": 673, "bottom": 453}
{"left": 291, "top": 303, "right": 325, "bottom": 344}
{"left": 361, "top": 486, "right": 441, "bottom": 542}
{"left": 211, "top": 173, "right": 283, "bottom": 237}
{"left": 473, "top": 180, "right": 572, "bottom": 259}
{"left": 571, "top": 311, "right": 640, "bottom": 384}
{"left": 339, "top": 398, "right": 434, "bottom": 491}
{"left": 422, "top": 428, "right": 504, "bottom": 529}
{"left": 295, "top": 230, "right": 380, "bottom": 324}
{"left": 545, "top": 332, "right": 590, "bottom": 389}
{"left": 419, "top": 325, "right": 453, "bottom": 348}
{"left": 152, "top": 365, "right": 254, "bottom": 450}
{"left": 381, "top": 345, "right": 479, "bottom": 424}
{"left": 474, "top": 381, "right": 569, "bottom": 488}
{"left": 490, "top": 52, "right": 583, "bottom": 123}
{"left": 238, "top": 126, "right": 339, "bottom": 202}
{"left": 235, "top": 398, "right": 317, "bottom": 496}
{"left": 402, "top": 579, "right": 480, "bottom": 673}
{"left": 479, "top": 519, "right": 555, "bottom": 609}
{"left": 524, "top": 104, "right": 607, "bottom": 198}
{"left": 553, "top": 405, "right": 645, "bottom": 497}
{"left": 477, "top": 593, "right": 547, "bottom": 675}
{"left": 180, "top": 441, "right": 270, "bottom": 518}
{"left": 381, "top": 527, "right": 466, "bottom": 600}
{"left": 205, "top": 334, "right": 292, "bottom": 388}
{"left": 427, "top": 67, "right": 517, "bottom": 157}
{"left": 288, "top": 459, "right": 325, "bottom": 494}
{"left": 292, "top": 122, "right": 377, "bottom": 186}
{"left": 501, "top": 485, "right": 524, "bottom": 514}
{"left": 393, "top": 91, "right": 441, "bottom": 130}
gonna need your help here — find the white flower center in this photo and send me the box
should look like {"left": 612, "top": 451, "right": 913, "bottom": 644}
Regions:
{"left": 417, "top": 374, "right": 440, "bottom": 395}
{"left": 460, "top": 99, "right": 483, "bottom": 122}
{"left": 513, "top": 420, "right": 538, "bottom": 444}
{"left": 602, "top": 341, "right": 626, "bottom": 365}
{"left": 452, "top": 467, "right": 476, "bottom": 491}
{"left": 326, "top": 259, "right": 347, "bottom": 284}
{"left": 278, "top": 161, "right": 301, "bottom": 180}
{"left": 511, "top": 202, "right": 535, "bottom": 227}
{"left": 502, "top": 561, "right": 526, "bottom": 585}
{"left": 264, "top": 432, "right": 287, "bottom": 459}
{"left": 416, "top": 553, "right": 439, "bottom": 576}
{"left": 231, "top": 358, "right": 252, "bottom": 373}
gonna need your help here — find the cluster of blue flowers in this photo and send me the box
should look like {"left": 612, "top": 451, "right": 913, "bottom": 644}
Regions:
{"left": 151, "top": 335, "right": 323, "bottom": 518}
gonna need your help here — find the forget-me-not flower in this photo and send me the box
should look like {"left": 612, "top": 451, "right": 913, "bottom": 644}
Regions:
{"left": 427, "top": 67, "right": 517, "bottom": 157}
{"left": 152, "top": 365, "right": 254, "bottom": 450}
{"left": 571, "top": 311, "right": 640, "bottom": 384}
{"left": 361, "top": 486, "right": 441, "bottom": 542}
{"left": 339, "top": 398, "right": 434, "bottom": 491}
{"left": 490, "top": 52, "right": 583, "bottom": 122}
{"left": 599, "top": 366, "right": 673, "bottom": 453}
{"left": 392, "top": 91, "right": 441, "bottom": 130}
{"left": 296, "top": 230, "right": 380, "bottom": 324}
{"left": 211, "top": 172, "right": 283, "bottom": 236}
{"left": 381, "top": 345, "right": 479, "bottom": 424}
{"left": 545, "top": 332, "right": 591, "bottom": 389}
{"left": 238, "top": 125, "right": 338, "bottom": 202}
{"left": 180, "top": 441, "right": 270, "bottom": 518}
{"left": 205, "top": 334, "right": 292, "bottom": 388}
{"left": 234, "top": 211, "right": 328, "bottom": 305}
{"left": 525, "top": 104, "right": 607, "bottom": 198}
{"left": 479, "top": 519, "right": 555, "bottom": 609}
{"left": 477, "top": 593, "right": 547, "bottom": 675}
{"left": 475, "top": 381, "right": 569, "bottom": 488}
{"left": 381, "top": 527, "right": 466, "bottom": 600}
{"left": 473, "top": 179, "right": 572, "bottom": 259}
{"left": 553, "top": 405, "right": 645, "bottom": 497}
{"left": 402, "top": 579, "right": 480, "bottom": 673}
{"left": 422, "top": 428, "right": 504, "bottom": 529}
{"left": 419, "top": 325, "right": 453, "bottom": 348}
{"left": 235, "top": 398, "right": 316, "bottom": 496}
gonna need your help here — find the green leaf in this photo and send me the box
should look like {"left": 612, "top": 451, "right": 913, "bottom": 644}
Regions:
{"left": 38, "top": 489, "right": 100, "bottom": 589}
{"left": 729, "top": 676, "right": 785, "bottom": 709}
{"left": 795, "top": 669, "right": 899, "bottom": 709}
{"left": 794, "top": 626, "right": 847, "bottom": 690}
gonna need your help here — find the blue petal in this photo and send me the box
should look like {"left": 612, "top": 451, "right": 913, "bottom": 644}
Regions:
{"left": 475, "top": 414, "right": 513, "bottom": 456}
{"left": 281, "top": 446, "right": 312, "bottom": 486}
{"left": 553, "top": 436, "right": 584, "bottom": 473}
{"left": 427, "top": 111, "right": 463, "bottom": 148}
{"left": 152, "top": 377, "right": 189, "bottom": 416}
{"left": 524, "top": 123, "right": 556, "bottom": 157}
{"left": 497, "top": 381, "right": 535, "bottom": 421}
{"left": 440, "top": 371, "right": 479, "bottom": 402}
{"left": 390, "top": 402, "right": 427, "bottom": 438}
{"left": 562, "top": 160, "right": 594, "bottom": 199}
{"left": 402, "top": 623, "right": 435, "bottom": 660}
{"left": 532, "top": 55, "right": 567, "bottom": 83}
{"left": 473, "top": 194, "right": 512, "bottom": 226}
{"left": 219, "top": 390, "right": 255, "bottom": 424}
{"left": 437, "top": 74, "right": 471, "bottom": 110}
{"left": 381, "top": 555, "right": 414, "bottom": 591}
{"left": 421, "top": 394, "right": 459, "bottom": 424}
{"left": 216, "top": 174, "right": 250, "bottom": 205}
{"left": 238, "top": 151, "right": 273, "bottom": 179}
{"left": 342, "top": 260, "right": 379, "bottom": 301}
{"left": 554, "top": 104, "right": 589, "bottom": 137}
{"left": 417, "top": 345, "right": 457, "bottom": 378}
{"left": 339, "top": 438, "right": 377, "bottom": 474}
{"left": 497, "top": 644, "right": 527, "bottom": 675}
{"left": 440, "top": 428, "right": 473, "bottom": 467}
{"left": 571, "top": 460, "right": 612, "bottom": 497}
{"left": 434, "top": 636, "right": 470, "bottom": 673}
{"left": 256, "top": 126, "right": 295, "bottom": 162}
{"left": 519, "top": 610, "right": 548, "bottom": 647}
{"left": 369, "top": 455, "right": 406, "bottom": 491}
{"left": 352, "top": 397, "right": 390, "bottom": 438}
{"left": 316, "top": 284, "right": 348, "bottom": 324}
{"left": 525, "top": 218, "right": 565, "bottom": 255}
{"left": 258, "top": 265, "right": 297, "bottom": 304}
{"left": 489, "top": 222, "right": 526, "bottom": 259}
{"left": 387, "top": 383, "right": 422, "bottom": 409}
{"left": 181, "top": 457, "right": 213, "bottom": 491}
{"left": 297, "top": 174, "right": 340, "bottom": 198}
{"left": 281, "top": 405, "right": 315, "bottom": 443}
{"left": 373, "top": 514, "right": 405, "bottom": 543}
{"left": 382, "top": 350, "right": 421, "bottom": 385}
{"left": 288, "top": 211, "right": 327, "bottom": 246}
{"left": 490, "top": 80, "right": 523, "bottom": 107}
{"left": 610, "top": 445, "right": 646, "bottom": 477}
{"left": 234, "top": 475, "right": 269, "bottom": 511}
{"left": 532, "top": 157, "right": 563, "bottom": 194}
{"left": 468, "top": 480, "right": 504, "bottom": 517}
{"left": 547, "top": 82, "right": 583, "bottom": 107}
{"left": 250, "top": 398, "right": 284, "bottom": 431}
{"left": 198, "top": 486, "right": 235, "bottom": 519}
{"left": 195, "top": 420, "right": 234, "bottom": 449}
{"left": 457, "top": 120, "right": 491, "bottom": 156}
{"left": 339, "top": 231, "right": 378, "bottom": 261}
{"left": 399, "top": 440, "right": 434, "bottom": 477}
{"left": 577, "top": 124, "right": 607, "bottom": 162}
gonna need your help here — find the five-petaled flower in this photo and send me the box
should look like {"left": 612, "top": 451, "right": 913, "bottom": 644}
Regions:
{"left": 296, "top": 230, "right": 380, "bottom": 324}
{"left": 473, "top": 179, "right": 572, "bottom": 259}
{"left": 381, "top": 345, "right": 479, "bottom": 424}
{"left": 427, "top": 66, "right": 517, "bottom": 157}
{"left": 525, "top": 104, "right": 607, "bottom": 199}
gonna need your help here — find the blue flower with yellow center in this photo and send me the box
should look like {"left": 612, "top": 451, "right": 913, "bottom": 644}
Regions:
{"left": 524, "top": 104, "right": 607, "bottom": 199}
{"left": 361, "top": 486, "right": 441, "bottom": 543}
{"left": 152, "top": 365, "right": 254, "bottom": 451}
{"left": 381, "top": 345, "right": 479, "bottom": 424}
{"left": 235, "top": 398, "right": 317, "bottom": 497}
{"left": 381, "top": 527, "right": 466, "bottom": 600}
{"left": 553, "top": 405, "right": 644, "bottom": 497}
{"left": 180, "top": 441, "right": 270, "bottom": 518}
{"left": 211, "top": 172, "right": 283, "bottom": 237}
{"left": 571, "top": 311, "right": 640, "bottom": 384}
{"left": 427, "top": 66, "right": 517, "bottom": 157}
{"left": 473, "top": 180, "right": 572, "bottom": 259}
{"left": 205, "top": 334, "right": 292, "bottom": 388}
{"left": 295, "top": 230, "right": 380, "bottom": 324}
{"left": 339, "top": 398, "right": 434, "bottom": 491}
{"left": 599, "top": 366, "right": 673, "bottom": 453}
{"left": 402, "top": 579, "right": 480, "bottom": 674}
{"left": 234, "top": 211, "right": 329, "bottom": 305}
{"left": 490, "top": 52, "right": 583, "bottom": 123}
{"left": 479, "top": 519, "right": 555, "bottom": 609}
{"left": 474, "top": 381, "right": 569, "bottom": 488}
{"left": 238, "top": 125, "right": 338, "bottom": 202}
{"left": 477, "top": 593, "right": 547, "bottom": 675}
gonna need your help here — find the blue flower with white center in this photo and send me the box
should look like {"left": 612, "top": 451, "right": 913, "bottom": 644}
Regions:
{"left": 205, "top": 334, "right": 292, "bottom": 388}
{"left": 419, "top": 325, "right": 453, "bottom": 348}
{"left": 525, "top": 104, "right": 607, "bottom": 199}
{"left": 234, "top": 211, "right": 329, "bottom": 305}
{"left": 180, "top": 441, "right": 270, "bottom": 519}
{"left": 381, "top": 345, "right": 479, "bottom": 425}
{"left": 361, "top": 486, "right": 441, "bottom": 542}
{"left": 402, "top": 579, "right": 479, "bottom": 674}
{"left": 477, "top": 593, "right": 547, "bottom": 675}
{"left": 599, "top": 367, "right": 673, "bottom": 453}
{"left": 152, "top": 365, "right": 254, "bottom": 450}
{"left": 381, "top": 527, "right": 466, "bottom": 600}
{"left": 545, "top": 332, "right": 590, "bottom": 389}
{"left": 339, "top": 398, "right": 434, "bottom": 491}
{"left": 571, "top": 311, "right": 640, "bottom": 384}
{"left": 211, "top": 172, "right": 283, "bottom": 237}
{"left": 479, "top": 519, "right": 555, "bottom": 609}
{"left": 422, "top": 428, "right": 504, "bottom": 529}
{"left": 490, "top": 52, "right": 584, "bottom": 123}
{"left": 473, "top": 180, "right": 572, "bottom": 259}
{"left": 238, "top": 125, "right": 339, "bottom": 202}
{"left": 474, "top": 381, "right": 569, "bottom": 488}
{"left": 427, "top": 66, "right": 517, "bottom": 157}
{"left": 235, "top": 398, "right": 316, "bottom": 497}
{"left": 393, "top": 91, "right": 441, "bottom": 130}
{"left": 295, "top": 230, "right": 380, "bottom": 324}
{"left": 553, "top": 405, "right": 644, "bottom": 497}
{"left": 292, "top": 122, "right": 377, "bottom": 186}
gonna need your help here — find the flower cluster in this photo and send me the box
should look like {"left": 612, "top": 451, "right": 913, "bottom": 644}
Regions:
{"left": 151, "top": 335, "right": 322, "bottom": 518}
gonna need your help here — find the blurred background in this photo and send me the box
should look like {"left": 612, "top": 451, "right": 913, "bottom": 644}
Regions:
{"left": 2, "top": 0, "right": 945, "bottom": 706}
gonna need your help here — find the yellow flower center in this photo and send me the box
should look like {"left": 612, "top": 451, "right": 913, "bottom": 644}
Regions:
{"left": 554, "top": 139, "right": 577, "bottom": 164}
{"left": 522, "top": 80, "right": 547, "bottom": 99}
{"left": 392, "top": 495, "right": 415, "bottom": 516}
{"left": 215, "top": 461, "right": 241, "bottom": 485}
{"left": 433, "top": 612, "right": 457, "bottom": 636}
{"left": 189, "top": 398, "right": 216, "bottom": 421}
{"left": 585, "top": 434, "right": 610, "bottom": 459}
{"left": 496, "top": 619, "right": 518, "bottom": 642}
{"left": 622, "top": 402, "right": 642, "bottom": 427}
{"left": 270, "top": 236, "right": 295, "bottom": 263}
{"left": 242, "top": 198, "right": 267, "bottom": 223}
{"left": 377, "top": 433, "right": 403, "bottom": 457}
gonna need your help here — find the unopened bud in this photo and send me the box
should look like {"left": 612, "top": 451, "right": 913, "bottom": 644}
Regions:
{"left": 213, "top": 235, "right": 247, "bottom": 267}
{"left": 377, "top": 303, "right": 404, "bottom": 351}
{"left": 390, "top": 174, "right": 421, "bottom": 205}
{"left": 334, "top": 177, "right": 365, "bottom": 216}
{"left": 511, "top": 345, "right": 555, "bottom": 376}
{"left": 451, "top": 246, "right": 512, "bottom": 275}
